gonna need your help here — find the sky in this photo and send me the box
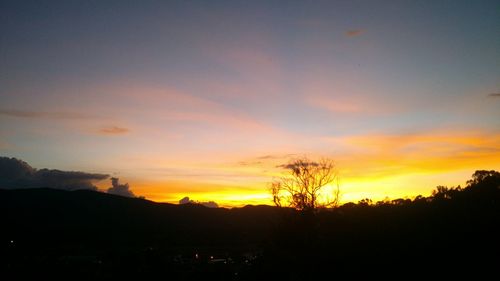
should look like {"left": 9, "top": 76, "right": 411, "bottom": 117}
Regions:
{"left": 1, "top": 0, "right": 499, "bottom": 207}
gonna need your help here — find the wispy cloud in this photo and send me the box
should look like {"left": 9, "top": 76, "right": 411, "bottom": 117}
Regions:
{"left": 0, "top": 109, "right": 92, "bottom": 119}
{"left": 256, "top": 155, "right": 274, "bottom": 160}
{"left": 345, "top": 29, "right": 365, "bottom": 37}
{"left": 323, "top": 130, "right": 500, "bottom": 178}
{"left": 256, "top": 154, "right": 296, "bottom": 160}
{"left": 236, "top": 154, "right": 298, "bottom": 166}
{"left": 98, "top": 126, "right": 130, "bottom": 135}
{"left": 97, "top": 83, "right": 279, "bottom": 135}
{"left": 238, "top": 161, "right": 263, "bottom": 166}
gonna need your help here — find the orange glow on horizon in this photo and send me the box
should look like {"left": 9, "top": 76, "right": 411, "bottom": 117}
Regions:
{"left": 92, "top": 129, "right": 500, "bottom": 207}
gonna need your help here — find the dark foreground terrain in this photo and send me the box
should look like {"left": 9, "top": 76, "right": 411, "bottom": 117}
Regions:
{"left": 1, "top": 170, "right": 499, "bottom": 279}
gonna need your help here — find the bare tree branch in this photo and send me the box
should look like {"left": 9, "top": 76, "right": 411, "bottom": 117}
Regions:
{"left": 271, "top": 156, "right": 340, "bottom": 211}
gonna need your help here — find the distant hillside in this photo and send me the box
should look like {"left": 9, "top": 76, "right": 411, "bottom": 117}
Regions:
{"left": 1, "top": 188, "right": 280, "bottom": 251}
{"left": 1, "top": 171, "right": 499, "bottom": 279}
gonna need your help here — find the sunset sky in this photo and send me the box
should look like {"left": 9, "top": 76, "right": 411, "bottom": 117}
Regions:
{"left": 1, "top": 0, "right": 499, "bottom": 206}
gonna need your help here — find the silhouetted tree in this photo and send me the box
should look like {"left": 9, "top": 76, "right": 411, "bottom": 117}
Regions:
{"left": 432, "top": 185, "right": 462, "bottom": 201}
{"left": 467, "top": 170, "right": 500, "bottom": 186}
{"left": 270, "top": 157, "right": 339, "bottom": 211}
{"left": 358, "top": 198, "right": 373, "bottom": 206}
{"left": 432, "top": 185, "right": 452, "bottom": 200}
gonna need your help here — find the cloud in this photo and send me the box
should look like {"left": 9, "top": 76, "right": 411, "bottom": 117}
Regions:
{"left": 106, "top": 177, "right": 135, "bottom": 197}
{"left": 345, "top": 29, "right": 365, "bottom": 37}
{"left": 178, "top": 196, "right": 219, "bottom": 208}
{"left": 0, "top": 109, "right": 92, "bottom": 119}
{"left": 179, "top": 196, "right": 191, "bottom": 204}
{"left": 200, "top": 201, "right": 218, "bottom": 208}
{"left": 98, "top": 126, "right": 130, "bottom": 135}
{"left": 322, "top": 130, "right": 500, "bottom": 178}
{"left": 238, "top": 161, "right": 262, "bottom": 166}
{"left": 238, "top": 154, "right": 297, "bottom": 166}
{"left": 488, "top": 93, "right": 500, "bottom": 97}
{"left": 86, "top": 83, "right": 292, "bottom": 148}
{"left": 278, "top": 161, "right": 319, "bottom": 171}
{"left": 257, "top": 155, "right": 275, "bottom": 160}
{"left": 0, "top": 157, "right": 108, "bottom": 191}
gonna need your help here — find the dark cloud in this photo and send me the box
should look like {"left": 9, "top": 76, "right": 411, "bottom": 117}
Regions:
{"left": 238, "top": 154, "right": 298, "bottom": 166}
{"left": 99, "top": 126, "right": 130, "bottom": 135}
{"left": 345, "top": 29, "right": 365, "bottom": 37}
{"left": 277, "top": 161, "right": 319, "bottom": 170}
{"left": 200, "top": 201, "right": 218, "bottom": 208}
{"left": 179, "top": 196, "right": 219, "bottom": 208}
{"left": 0, "top": 109, "right": 92, "bottom": 119}
{"left": 488, "top": 93, "right": 500, "bottom": 97}
{"left": 238, "top": 161, "right": 262, "bottom": 166}
{"left": 106, "top": 177, "right": 135, "bottom": 197}
{"left": 257, "top": 155, "right": 274, "bottom": 160}
{"left": 179, "top": 196, "right": 191, "bottom": 204}
{"left": 0, "top": 157, "right": 108, "bottom": 191}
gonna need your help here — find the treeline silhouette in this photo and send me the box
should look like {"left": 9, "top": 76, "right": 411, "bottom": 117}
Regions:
{"left": 265, "top": 170, "right": 500, "bottom": 278}
{"left": 1, "top": 170, "right": 499, "bottom": 279}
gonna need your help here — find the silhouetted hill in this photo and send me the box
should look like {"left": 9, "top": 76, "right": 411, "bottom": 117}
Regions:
{"left": 1, "top": 188, "right": 281, "bottom": 249}
{"left": 1, "top": 187, "right": 285, "bottom": 279}
{"left": 1, "top": 171, "right": 499, "bottom": 279}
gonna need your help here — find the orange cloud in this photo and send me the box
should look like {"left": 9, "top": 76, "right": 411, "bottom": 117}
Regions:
{"left": 83, "top": 83, "right": 283, "bottom": 136}
{"left": 345, "top": 29, "right": 365, "bottom": 37}
{"left": 330, "top": 130, "right": 500, "bottom": 173}
{"left": 98, "top": 126, "right": 129, "bottom": 135}
{"left": 70, "top": 82, "right": 500, "bottom": 207}
{"left": 318, "top": 130, "right": 500, "bottom": 201}
{"left": 118, "top": 129, "right": 500, "bottom": 206}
